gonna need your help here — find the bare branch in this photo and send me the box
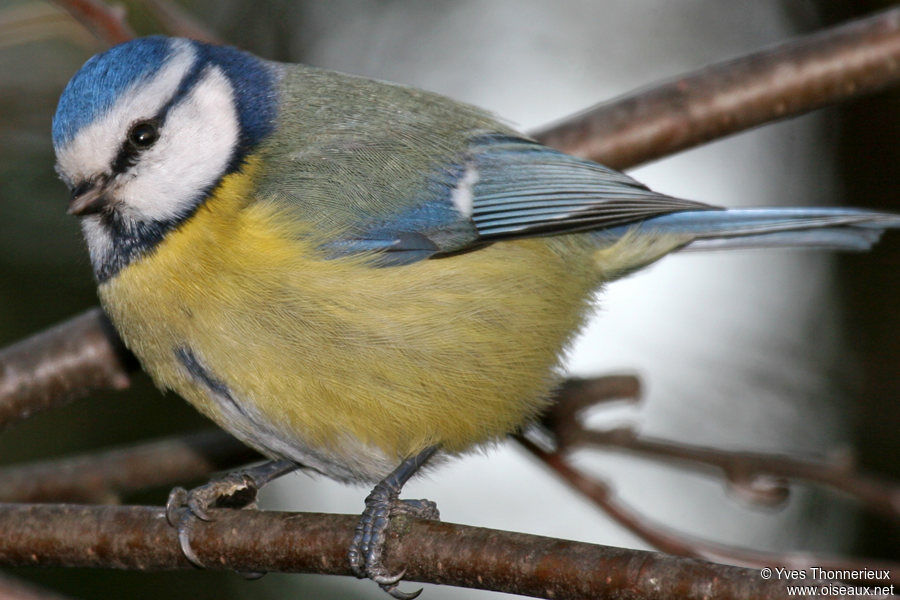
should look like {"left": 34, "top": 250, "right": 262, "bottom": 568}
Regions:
{"left": 516, "top": 435, "right": 900, "bottom": 587}
{"left": 517, "top": 436, "right": 900, "bottom": 585}
{"left": 578, "top": 427, "right": 900, "bottom": 523}
{"left": 0, "top": 574, "right": 75, "bottom": 600}
{"left": 0, "top": 3, "right": 94, "bottom": 50}
{"left": 0, "top": 308, "right": 133, "bottom": 431}
{"left": 533, "top": 7, "right": 900, "bottom": 169}
{"left": 0, "top": 430, "right": 259, "bottom": 504}
{"left": 139, "top": 0, "right": 222, "bottom": 44}
{"left": 541, "top": 377, "right": 900, "bottom": 523}
{"left": 0, "top": 503, "right": 852, "bottom": 600}
{"left": 520, "top": 376, "right": 900, "bottom": 585}
{"left": 0, "top": 376, "right": 632, "bottom": 504}
{"left": 49, "top": 0, "right": 135, "bottom": 45}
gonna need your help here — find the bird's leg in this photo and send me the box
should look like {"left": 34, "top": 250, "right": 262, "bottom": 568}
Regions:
{"left": 166, "top": 459, "right": 298, "bottom": 569}
{"left": 349, "top": 446, "right": 440, "bottom": 600}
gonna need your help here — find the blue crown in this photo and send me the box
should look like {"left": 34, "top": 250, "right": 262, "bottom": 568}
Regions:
{"left": 52, "top": 36, "right": 172, "bottom": 149}
{"left": 52, "top": 36, "right": 278, "bottom": 162}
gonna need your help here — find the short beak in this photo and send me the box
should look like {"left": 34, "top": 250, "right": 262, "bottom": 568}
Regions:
{"left": 67, "top": 180, "right": 110, "bottom": 216}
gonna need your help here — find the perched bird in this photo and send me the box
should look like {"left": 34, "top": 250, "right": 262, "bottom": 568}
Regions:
{"left": 53, "top": 36, "right": 898, "bottom": 597}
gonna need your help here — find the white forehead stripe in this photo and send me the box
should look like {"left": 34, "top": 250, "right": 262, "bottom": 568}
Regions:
{"left": 450, "top": 163, "right": 479, "bottom": 218}
{"left": 54, "top": 39, "right": 197, "bottom": 185}
{"left": 114, "top": 65, "right": 240, "bottom": 223}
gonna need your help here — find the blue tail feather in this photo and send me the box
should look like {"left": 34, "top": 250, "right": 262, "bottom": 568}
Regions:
{"left": 597, "top": 208, "right": 900, "bottom": 252}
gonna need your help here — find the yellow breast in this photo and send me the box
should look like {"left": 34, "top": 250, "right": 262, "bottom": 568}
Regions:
{"left": 99, "top": 160, "right": 605, "bottom": 480}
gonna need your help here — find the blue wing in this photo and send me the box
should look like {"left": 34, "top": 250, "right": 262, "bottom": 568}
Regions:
{"left": 322, "top": 134, "right": 899, "bottom": 266}
{"left": 323, "top": 135, "right": 714, "bottom": 265}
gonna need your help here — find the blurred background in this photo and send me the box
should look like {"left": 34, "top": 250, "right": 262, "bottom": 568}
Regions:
{"left": 0, "top": 1, "right": 897, "bottom": 598}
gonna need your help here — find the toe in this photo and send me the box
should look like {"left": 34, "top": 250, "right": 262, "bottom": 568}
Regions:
{"left": 165, "top": 487, "right": 187, "bottom": 526}
{"left": 370, "top": 568, "right": 405, "bottom": 586}
{"left": 394, "top": 499, "right": 439, "bottom": 521}
{"left": 186, "top": 494, "right": 212, "bottom": 521}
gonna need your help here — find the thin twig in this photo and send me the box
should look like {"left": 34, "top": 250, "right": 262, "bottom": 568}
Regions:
{"left": 139, "top": 0, "right": 222, "bottom": 44}
{"left": 578, "top": 428, "right": 900, "bottom": 522}
{"left": 49, "top": 0, "right": 135, "bottom": 45}
{"left": 0, "top": 503, "right": 860, "bottom": 600}
{"left": 529, "top": 377, "right": 900, "bottom": 584}
{"left": 516, "top": 435, "right": 900, "bottom": 587}
{"left": 0, "top": 574, "right": 75, "bottom": 600}
{"left": 542, "top": 377, "right": 900, "bottom": 522}
{"left": 0, "top": 376, "right": 629, "bottom": 504}
{"left": 0, "top": 430, "right": 259, "bottom": 504}
{"left": 533, "top": 7, "right": 900, "bottom": 169}
{"left": 0, "top": 2, "right": 94, "bottom": 50}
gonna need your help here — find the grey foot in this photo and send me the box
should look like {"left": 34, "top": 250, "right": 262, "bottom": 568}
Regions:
{"left": 165, "top": 459, "right": 297, "bottom": 575}
{"left": 347, "top": 447, "right": 439, "bottom": 599}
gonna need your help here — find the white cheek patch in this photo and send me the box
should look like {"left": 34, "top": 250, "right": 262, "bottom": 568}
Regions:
{"left": 80, "top": 215, "right": 115, "bottom": 274}
{"left": 450, "top": 163, "right": 479, "bottom": 218}
{"left": 55, "top": 39, "right": 196, "bottom": 185}
{"left": 114, "top": 66, "right": 240, "bottom": 222}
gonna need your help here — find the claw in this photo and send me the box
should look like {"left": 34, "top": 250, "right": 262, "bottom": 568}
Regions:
{"left": 381, "top": 583, "right": 423, "bottom": 600}
{"left": 165, "top": 487, "right": 187, "bottom": 527}
{"left": 176, "top": 514, "right": 204, "bottom": 568}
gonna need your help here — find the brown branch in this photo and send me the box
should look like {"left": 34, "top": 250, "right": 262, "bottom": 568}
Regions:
{"left": 0, "top": 574, "right": 75, "bottom": 600}
{"left": 0, "top": 430, "right": 259, "bottom": 504}
{"left": 526, "top": 377, "right": 900, "bottom": 584}
{"left": 578, "top": 428, "right": 900, "bottom": 523}
{"left": 0, "top": 376, "right": 629, "bottom": 505}
{"left": 542, "top": 377, "right": 900, "bottom": 523}
{"left": 516, "top": 435, "right": 900, "bottom": 589}
{"left": 139, "top": 0, "right": 222, "bottom": 44}
{"left": 0, "top": 3, "right": 94, "bottom": 50}
{"left": 533, "top": 7, "right": 900, "bottom": 169}
{"left": 49, "top": 0, "right": 135, "bottom": 45}
{"left": 0, "top": 503, "right": 855, "bottom": 600}
{"left": 4, "top": 8, "right": 899, "bottom": 433}
{"left": 0, "top": 308, "right": 132, "bottom": 431}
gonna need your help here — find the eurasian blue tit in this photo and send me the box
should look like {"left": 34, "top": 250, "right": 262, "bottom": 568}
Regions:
{"left": 52, "top": 36, "right": 898, "bottom": 597}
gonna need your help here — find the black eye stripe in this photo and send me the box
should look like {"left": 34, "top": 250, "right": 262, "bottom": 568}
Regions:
{"left": 106, "top": 59, "right": 209, "bottom": 176}
{"left": 111, "top": 118, "right": 161, "bottom": 174}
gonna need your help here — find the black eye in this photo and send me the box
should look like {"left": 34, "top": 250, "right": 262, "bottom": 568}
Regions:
{"left": 128, "top": 120, "right": 159, "bottom": 148}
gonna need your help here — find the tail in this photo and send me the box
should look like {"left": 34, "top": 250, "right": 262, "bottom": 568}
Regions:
{"left": 598, "top": 207, "right": 900, "bottom": 252}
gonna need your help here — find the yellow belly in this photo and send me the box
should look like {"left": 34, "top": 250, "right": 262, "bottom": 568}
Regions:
{"left": 99, "top": 171, "right": 604, "bottom": 481}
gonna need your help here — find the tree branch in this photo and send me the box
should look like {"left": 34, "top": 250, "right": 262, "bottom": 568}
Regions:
{"left": 516, "top": 435, "right": 900, "bottom": 588}
{"left": 0, "top": 503, "right": 860, "bottom": 600}
{"left": 533, "top": 7, "right": 900, "bottom": 169}
{"left": 0, "top": 574, "right": 75, "bottom": 600}
{"left": 0, "top": 430, "right": 259, "bottom": 504}
{"left": 0, "top": 308, "right": 132, "bottom": 431}
{"left": 0, "top": 377, "right": 628, "bottom": 504}
{"left": 48, "top": 0, "right": 135, "bottom": 45}
{"left": 544, "top": 378, "right": 900, "bottom": 523}
{"left": 139, "top": 0, "right": 222, "bottom": 44}
{"left": 519, "top": 376, "right": 900, "bottom": 585}
{"left": 577, "top": 427, "right": 900, "bottom": 522}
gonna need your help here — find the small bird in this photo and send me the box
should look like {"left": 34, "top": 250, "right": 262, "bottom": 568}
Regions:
{"left": 53, "top": 36, "right": 897, "bottom": 597}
